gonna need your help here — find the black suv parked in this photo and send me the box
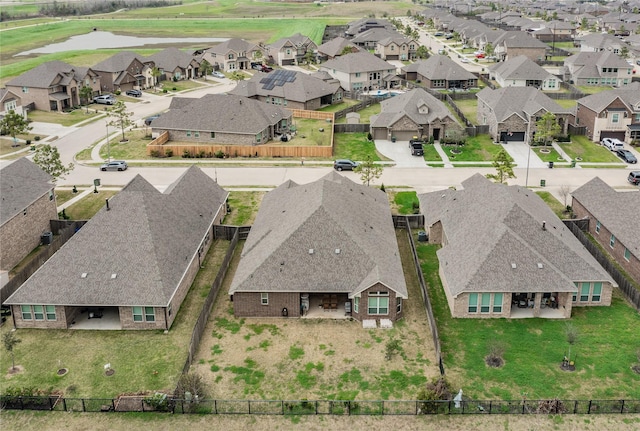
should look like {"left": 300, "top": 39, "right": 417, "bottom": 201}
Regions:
{"left": 333, "top": 159, "right": 358, "bottom": 171}
{"left": 628, "top": 171, "right": 640, "bottom": 185}
{"left": 409, "top": 139, "right": 424, "bottom": 156}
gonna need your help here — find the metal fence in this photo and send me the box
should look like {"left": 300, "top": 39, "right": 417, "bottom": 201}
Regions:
{"left": 3, "top": 396, "right": 639, "bottom": 415}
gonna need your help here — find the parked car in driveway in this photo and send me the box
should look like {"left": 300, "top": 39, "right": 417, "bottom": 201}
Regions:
{"left": 125, "top": 89, "right": 142, "bottom": 97}
{"left": 93, "top": 95, "right": 116, "bottom": 105}
{"left": 212, "top": 71, "right": 225, "bottom": 78}
{"left": 601, "top": 137, "right": 624, "bottom": 151}
{"left": 628, "top": 171, "right": 640, "bottom": 185}
{"left": 100, "top": 160, "right": 128, "bottom": 171}
{"left": 333, "top": 159, "right": 358, "bottom": 171}
{"left": 616, "top": 149, "right": 637, "bottom": 163}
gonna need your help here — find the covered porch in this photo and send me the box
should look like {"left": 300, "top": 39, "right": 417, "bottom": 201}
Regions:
{"left": 68, "top": 307, "right": 121, "bottom": 330}
{"left": 301, "top": 293, "right": 351, "bottom": 319}
{"left": 510, "top": 292, "right": 572, "bottom": 319}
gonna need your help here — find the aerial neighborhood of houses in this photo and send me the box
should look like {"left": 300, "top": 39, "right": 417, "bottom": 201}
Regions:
{"left": 1, "top": 2, "right": 640, "bottom": 413}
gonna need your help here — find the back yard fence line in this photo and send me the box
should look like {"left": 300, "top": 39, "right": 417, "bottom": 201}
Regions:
{"left": 2, "top": 396, "right": 640, "bottom": 415}
{"left": 564, "top": 221, "right": 640, "bottom": 311}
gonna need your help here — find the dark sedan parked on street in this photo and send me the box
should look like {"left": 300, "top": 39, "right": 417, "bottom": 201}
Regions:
{"left": 616, "top": 149, "right": 638, "bottom": 164}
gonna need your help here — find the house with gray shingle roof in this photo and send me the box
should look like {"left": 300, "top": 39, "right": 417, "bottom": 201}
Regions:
{"left": 419, "top": 174, "right": 616, "bottom": 319}
{"left": 199, "top": 38, "right": 265, "bottom": 72}
{"left": 6, "top": 61, "right": 101, "bottom": 112}
{"left": 401, "top": 55, "right": 478, "bottom": 90}
{"left": 350, "top": 27, "right": 403, "bottom": 50}
{"left": 345, "top": 18, "right": 395, "bottom": 37}
{"left": 370, "top": 88, "right": 460, "bottom": 141}
{"left": 574, "top": 82, "right": 640, "bottom": 143}
{"left": 564, "top": 51, "right": 633, "bottom": 87}
{"left": 229, "top": 171, "right": 407, "bottom": 321}
{"left": 319, "top": 51, "right": 397, "bottom": 92}
{"left": 493, "top": 31, "right": 549, "bottom": 62}
{"left": 147, "top": 47, "right": 200, "bottom": 81}
{"left": 374, "top": 34, "right": 418, "bottom": 61}
{"left": 0, "top": 158, "right": 57, "bottom": 274}
{"left": 0, "top": 88, "right": 23, "bottom": 118}
{"left": 575, "top": 33, "right": 630, "bottom": 55}
{"left": 151, "top": 94, "right": 292, "bottom": 146}
{"left": 5, "top": 166, "right": 228, "bottom": 330}
{"left": 489, "top": 55, "right": 561, "bottom": 91}
{"left": 571, "top": 177, "right": 640, "bottom": 284}
{"left": 228, "top": 69, "right": 344, "bottom": 110}
{"left": 267, "top": 33, "right": 317, "bottom": 66}
{"left": 316, "top": 37, "right": 360, "bottom": 62}
{"left": 92, "top": 51, "right": 155, "bottom": 93}
{"left": 477, "top": 86, "right": 572, "bottom": 143}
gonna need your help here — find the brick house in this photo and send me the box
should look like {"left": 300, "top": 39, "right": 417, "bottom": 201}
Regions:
{"left": 370, "top": 87, "right": 460, "bottom": 141}
{"left": 267, "top": 33, "right": 317, "bottom": 66}
{"left": 374, "top": 35, "right": 418, "bottom": 61}
{"left": 5, "top": 61, "right": 101, "bottom": 112}
{"left": 419, "top": 174, "right": 616, "bottom": 319}
{"left": 229, "top": 69, "right": 344, "bottom": 110}
{"left": 563, "top": 51, "right": 633, "bottom": 87}
{"left": 146, "top": 47, "right": 200, "bottom": 81}
{"left": 316, "top": 37, "right": 360, "bottom": 62}
{"left": 476, "top": 87, "right": 572, "bottom": 143}
{"left": 5, "top": 166, "right": 228, "bottom": 330}
{"left": 199, "top": 38, "right": 265, "bottom": 72}
{"left": 0, "top": 158, "right": 57, "bottom": 274}
{"left": 493, "top": 31, "right": 548, "bottom": 62}
{"left": 151, "top": 94, "right": 292, "bottom": 145}
{"left": 488, "top": 55, "right": 561, "bottom": 91}
{"left": 0, "top": 89, "right": 24, "bottom": 117}
{"left": 401, "top": 55, "right": 478, "bottom": 90}
{"left": 573, "top": 82, "right": 640, "bottom": 143}
{"left": 92, "top": 51, "right": 155, "bottom": 93}
{"left": 571, "top": 177, "right": 640, "bottom": 284}
{"left": 229, "top": 172, "right": 407, "bottom": 322}
{"left": 319, "top": 51, "right": 397, "bottom": 92}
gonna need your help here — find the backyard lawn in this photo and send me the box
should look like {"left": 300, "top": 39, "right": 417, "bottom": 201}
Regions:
{"left": 452, "top": 98, "right": 478, "bottom": 125}
{"left": 441, "top": 134, "right": 505, "bottom": 162}
{"left": 62, "top": 190, "right": 119, "bottom": 220}
{"left": 333, "top": 133, "right": 382, "bottom": 161}
{"left": 553, "top": 99, "right": 577, "bottom": 110}
{"left": 390, "top": 191, "right": 419, "bottom": 215}
{"left": 334, "top": 103, "right": 382, "bottom": 124}
{"left": 558, "top": 136, "right": 622, "bottom": 163}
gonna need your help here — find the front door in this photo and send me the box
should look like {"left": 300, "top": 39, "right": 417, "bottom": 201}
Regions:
{"left": 433, "top": 128, "right": 440, "bottom": 140}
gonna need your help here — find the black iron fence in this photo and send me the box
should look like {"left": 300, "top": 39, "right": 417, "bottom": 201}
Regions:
{"left": 2, "top": 396, "right": 639, "bottom": 415}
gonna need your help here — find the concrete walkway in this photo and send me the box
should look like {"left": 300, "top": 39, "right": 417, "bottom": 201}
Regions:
{"left": 433, "top": 142, "right": 453, "bottom": 168}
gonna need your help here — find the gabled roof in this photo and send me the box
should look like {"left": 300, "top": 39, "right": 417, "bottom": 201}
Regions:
{"left": 571, "top": 177, "right": 640, "bottom": 255}
{"left": 152, "top": 94, "right": 292, "bottom": 134}
{"left": 320, "top": 51, "right": 396, "bottom": 74}
{"left": 576, "top": 33, "right": 629, "bottom": 50}
{"left": 92, "top": 51, "right": 153, "bottom": 73}
{"left": 576, "top": 82, "right": 640, "bottom": 112}
{"left": 229, "top": 172, "right": 407, "bottom": 298}
{"left": 377, "top": 34, "right": 415, "bottom": 47}
{"left": 6, "top": 166, "right": 228, "bottom": 307}
{"left": 0, "top": 158, "right": 53, "bottom": 226}
{"left": 402, "top": 55, "right": 476, "bottom": 81}
{"left": 494, "top": 31, "right": 549, "bottom": 49}
{"left": 317, "top": 37, "right": 360, "bottom": 57}
{"left": 269, "top": 33, "right": 316, "bottom": 50}
{"left": 207, "top": 38, "right": 260, "bottom": 56}
{"left": 147, "top": 47, "right": 199, "bottom": 71}
{"left": 477, "top": 87, "right": 570, "bottom": 123}
{"left": 564, "top": 51, "right": 632, "bottom": 78}
{"left": 6, "top": 60, "right": 91, "bottom": 89}
{"left": 229, "top": 69, "right": 342, "bottom": 103}
{"left": 351, "top": 27, "right": 402, "bottom": 44}
{"left": 345, "top": 18, "right": 394, "bottom": 36}
{"left": 371, "top": 87, "right": 458, "bottom": 128}
{"left": 489, "top": 55, "right": 558, "bottom": 81}
{"left": 419, "top": 174, "right": 614, "bottom": 296}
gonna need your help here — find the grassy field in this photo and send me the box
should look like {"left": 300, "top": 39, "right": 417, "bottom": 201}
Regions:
{"left": 452, "top": 98, "right": 478, "bottom": 125}
{"left": 417, "top": 242, "right": 640, "bottom": 400}
{"left": 391, "top": 191, "right": 419, "bottom": 215}
{"left": 554, "top": 99, "right": 578, "bottom": 110}
{"left": 441, "top": 134, "right": 504, "bottom": 162}
{"left": 27, "top": 109, "right": 104, "bottom": 127}
{"left": 559, "top": 136, "right": 622, "bottom": 163}
{"left": 333, "top": 133, "right": 382, "bottom": 161}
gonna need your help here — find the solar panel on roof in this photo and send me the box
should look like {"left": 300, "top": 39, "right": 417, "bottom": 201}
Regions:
{"left": 259, "top": 69, "right": 297, "bottom": 90}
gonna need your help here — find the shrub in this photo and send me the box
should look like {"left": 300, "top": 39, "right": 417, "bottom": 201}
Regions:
{"left": 172, "top": 87, "right": 177, "bottom": 91}
{"left": 417, "top": 377, "right": 453, "bottom": 414}
{"left": 114, "top": 90, "right": 121, "bottom": 95}
{"left": 163, "top": 89, "right": 168, "bottom": 93}
{"left": 165, "top": 149, "right": 173, "bottom": 158}
{"left": 367, "top": 132, "right": 373, "bottom": 141}
{"left": 34, "top": 136, "right": 41, "bottom": 141}
{"left": 214, "top": 150, "right": 225, "bottom": 158}
{"left": 385, "top": 339, "right": 401, "bottom": 360}
{"left": 26, "top": 139, "right": 31, "bottom": 145}
{"left": 144, "top": 392, "right": 170, "bottom": 412}
{"left": 175, "top": 372, "right": 208, "bottom": 413}
{"left": 182, "top": 150, "right": 191, "bottom": 158}
{"left": 150, "top": 150, "right": 160, "bottom": 158}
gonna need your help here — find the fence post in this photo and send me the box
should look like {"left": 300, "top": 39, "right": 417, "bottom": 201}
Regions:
{"left": 381, "top": 400, "right": 384, "bottom": 416}
{"left": 522, "top": 400, "right": 525, "bottom": 414}
{"left": 620, "top": 399, "right": 625, "bottom": 414}
{"left": 248, "top": 400, "right": 251, "bottom": 414}
{"left": 81, "top": 398, "right": 86, "bottom": 412}
{"left": 315, "top": 400, "right": 318, "bottom": 415}
{"left": 281, "top": 400, "right": 284, "bottom": 415}
{"left": 48, "top": 396, "right": 54, "bottom": 410}
{"left": 489, "top": 401, "right": 492, "bottom": 414}
{"left": 62, "top": 397, "right": 67, "bottom": 411}
{"left": 588, "top": 400, "right": 592, "bottom": 414}
{"left": 574, "top": 400, "right": 578, "bottom": 414}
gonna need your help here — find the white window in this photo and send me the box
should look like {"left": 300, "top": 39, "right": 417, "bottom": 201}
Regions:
{"left": 580, "top": 283, "right": 590, "bottom": 302}
{"left": 612, "top": 113, "right": 619, "bottom": 123}
{"left": 145, "top": 307, "right": 155, "bottom": 322}
{"left": 493, "top": 293, "right": 503, "bottom": 313}
{"left": 610, "top": 234, "right": 615, "bottom": 248}
{"left": 5, "top": 100, "right": 16, "bottom": 111}
{"left": 22, "top": 86, "right": 28, "bottom": 93}
{"left": 480, "top": 294, "right": 490, "bottom": 313}
{"left": 367, "top": 292, "right": 389, "bottom": 315}
{"left": 396, "top": 297, "right": 402, "bottom": 313}
{"left": 624, "top": 248, "right": 631, "bottom": 261}
{"left": 132, "top": 306, "right": 155, "bottom": 322}
{"left": 354, "top": 296, "right": 359, "bottom": 313}
{"left": 592, "top": 283, "right": 602, "bottom": 302}
{"left": 468, "top": 293, "right": 478, "bottom": 313}
{"left": 33, "top": 305, "right": 44, "bottom": 320}
{"left": 595, "top": 220, "right": 601, "bottom": 234}
{"left": 132, "top": 306, "right": 143, "bottom": 322}
{"left": 45, "top": 305, "right": 56, "bottom": 320}
{"left": 186, "top": 130, "right": 192, "bottom": 137}
{"left": 261, "top": 293, "right": 268, "bottom": 305}
{"left": 194, "top": 131, "right": 200, "bottom": 138}
{"left": 21, "top": 305, "right": 32, "bottom": 320}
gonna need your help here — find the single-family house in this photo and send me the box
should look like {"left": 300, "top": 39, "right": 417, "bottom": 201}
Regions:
{"left": 418, "top": 174, "right": 616, "bottom": 319}
{"left": 351, "top": 28, "right": 403, "bottom": 50}
{"left": 345, "top": 18, "right": 395, "bottom": 37}
{"left": 0, "top": 89, "right": 23, "bottom": 118}
{"left": 571, "top": 177, "right": 640, "bottom": 284}
{"left": 229, "top": 171, "right": 407, "bottom": 322}
{"left": 477, "top": 86, "right": 572, "bottom": 143}
{"left": 531, "top": 20, "right": 576, "bottom": 42}
{"left": 370, "top": 87, "right": 460, "bottom": 141}
{"left": 576, "top": 33, "right": 630, "bottom": 55}
{"left": 150, "top": 94, "right": 292, "bottom": 145}
{"left": 563, "top": 51, "right": 634, "bottom": 87}
{"left": 316, "top": 37, "right": 360, "bottom": 62}
{"left": 146, "top": 47, "right": 200, "bottom": 81}
{"left": 92, "top": 51, "right": 155, "bottom": 93}
{"left": 489, "top": 55, "right": 561, "bottom": 91}
{"left": 5, "top": 166, "right": 228, "bottom": 330}
{"left": 267, "top": 33, "right": 317, "bottom": 66}
{"left": 573, "top": 82, "right": 640, "bottom": 143}
{"left": 493, "top": 31, "right": 548, "bottom": 62}
{"left": 374, "top": 35, "right": 418, "bottom": 61}
{"left": 229, "top": 69, "right": 344, "bottom": 110}
{"left": 402, "top": 55, "right": 478, "bottom": 90}
{"left": 199, "top": 38, "right": 265, "bottom": 72}
{"left": 5, "top": 61, "right": 101, "bottom": 112}
{"left": 0, "top": 158, "right": 57, "bottom": 274}
{"left": 319, "top": 51, "right": 397, "bottom": 92}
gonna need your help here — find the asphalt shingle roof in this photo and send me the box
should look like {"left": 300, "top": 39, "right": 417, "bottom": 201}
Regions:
{"left": 229, "top": 172, "right": 407, "bottom": 298}
{"left": 401, "top": 55, "right": 476, "bottom": 81}
{"left": 229, "top": 70, "right": 342, "bottom": 103}
{"left": 92, "top": 51, "right": 152, "bottom": 73}
{"left": 0, "top": 158, "right": 53, "bottom": 226}
{"left": 476, "top": 86, "right": 570, "bottom": 123}
{"left": 147, "top": 47, "right": 199, "bottom": 72}
{"left": 576, "top": 82, "right": 640, "bottom": 112}
{"left": 489, "top": 55, "right": 557, "bottom": 81}
{"left": 564, "top": 51, "right": 633, "bottom": 79}
{"left": 371, "top": 87, "right": 458, "bottom": 128}
{"left": 6, "top": 61, "right": 88, "bottom": 88}
{"left": 6, "top": 166, "right": 228, "bottom": 307}
{"left": 321, "top": 51, "right": 396, "bottom": 74}
{"left": 494, "top": 31, "right": 549, "bottom": 49}
{"left": 419, "top": 174, "right": 614, "bottom": 296}
{"left": 317, "top": 37, "right": 360, "bottom": 57}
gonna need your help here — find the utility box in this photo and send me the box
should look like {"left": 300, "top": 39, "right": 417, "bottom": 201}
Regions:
{"left": 540, "top": 179, "right": 546, "bottom": 187}
{"left": 41, "top": 231, "right": 53, "bottom": 245}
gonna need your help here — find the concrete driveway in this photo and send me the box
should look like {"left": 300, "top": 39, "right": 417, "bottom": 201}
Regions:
{"left": 375, "top": 139, "right": 428, "bottom": 168}
{"left": 499, "top": 141, "right": 548, "bottom": 169}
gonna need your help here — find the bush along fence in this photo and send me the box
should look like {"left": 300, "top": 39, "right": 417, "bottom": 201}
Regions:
{"left": 2, "top": 396, "right": 640, "bottom": 415}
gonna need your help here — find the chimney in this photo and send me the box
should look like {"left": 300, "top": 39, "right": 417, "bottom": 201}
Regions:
{"left": 106, "top": 199, "right": 110, "bottom": 211}
{"left": 542, "top": 221, "right": 546, "bottom": 231}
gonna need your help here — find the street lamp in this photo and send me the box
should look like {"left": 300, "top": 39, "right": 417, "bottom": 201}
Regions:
{"left": 105, "top": 122, "right": 111, "bottom": 162}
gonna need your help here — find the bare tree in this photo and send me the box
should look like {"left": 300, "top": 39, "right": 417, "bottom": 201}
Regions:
{"left": 559, "top": 184, "right": 571, "bottom": 207}
{"left": 3, "top": 332, "right": 21, "bottom": 371}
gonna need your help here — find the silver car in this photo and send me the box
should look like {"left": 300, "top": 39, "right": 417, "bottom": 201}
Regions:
{"left": 100, "top": 161, "right": 128, "bottom": 171}
{"left": 93, "top": 95, "right": 116, "bottom": 105}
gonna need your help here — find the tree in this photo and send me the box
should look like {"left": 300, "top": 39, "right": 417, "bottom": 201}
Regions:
{"left": 416, "top": 45, "right": 429, "bottom": 59}
{"left": 340, "top": 45, "right": 358, "bottom": 56}
{"left": 485, "top": 149, "right": 516, "bottom": 184}
{"left": 106, "top": 100, "right": 133, "bottom": 142}
{"left": 79, "top": 85, "right": 93, "bottom": 113}
{"left": 229, "top": 71, "right": 245, "bottom": 82}
{"left": 484, "top": 43, "right": 494, "bottom": 56}
{"left": 580, "top": 17, "right": 588, "bottom": 29}
{"left": 354, "top": 156, "right": 383, "bottom": 186}
{"left": 151, "top": 66, "right": 162, "bottom": 92}
{"left": 3, "top": 330, "right": 21, "bottom": 371}
{"left": 303, "top": 50, "right": 315, "bottom": 65}
{"left": 0, "top": 110, "right": 32, "bottom": 147}
{"left": 33, "top": 144, "right": 73, "bottom": 182}
{"left": 535, "top": 112, "right": 561, "bottom": 146}
{"left": 620, "top": 46, "right": 629, "bottom": 59}
{"left": 200, "top": 59, "right": 213, "bottom": 81}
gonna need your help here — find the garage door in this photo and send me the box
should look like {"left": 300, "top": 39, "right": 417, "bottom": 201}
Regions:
{"left": 499, "top": 131, "right": 525, "bottom": 142}
{"left": 392, "top": 131, "right": 416, "bottom": 141}
{"left": 599, "top": 131, "right": 626, "bottom": 141}
{"left": 373, "top": 129, "right": 387, "bottom": 140}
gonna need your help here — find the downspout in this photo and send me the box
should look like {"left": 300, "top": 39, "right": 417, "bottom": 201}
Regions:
{"left": 164, "top": 307, "right": 169, "bottom": 331}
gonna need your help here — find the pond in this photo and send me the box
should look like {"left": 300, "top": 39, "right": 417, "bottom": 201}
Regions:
{"left": 16, "top": 31, "right": 228, "bottom": 56}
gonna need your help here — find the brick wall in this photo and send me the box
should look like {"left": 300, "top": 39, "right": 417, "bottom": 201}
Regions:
{"left": 574, "top": 104, "right": 597, "bottom": 140}
{"left": 0, "top": 191, "right": 57, "bottom": 272}
{"left": 164, "top": 129, "right": 264, "bottom": 145}
{"left": 356, "top": 284, "right": 402, "bottom": 322}
{"left": 505, "top": 47, "right": 546, "bottom": 62}
{"left": 119, "top": 306, "right": 167, "bottom": 330}
{"left": 11, "top": 305, "right": 69, "bottom": 329}
{"left": 232, "top": 292, "right": 301, "bottom": 318}
{"left": 5, "top": 86, "right": 52, "bottom": 113}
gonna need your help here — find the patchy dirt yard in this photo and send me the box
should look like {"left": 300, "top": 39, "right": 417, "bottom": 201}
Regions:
{"left": 193, "top": 232, "right": 440, "bottom": 401}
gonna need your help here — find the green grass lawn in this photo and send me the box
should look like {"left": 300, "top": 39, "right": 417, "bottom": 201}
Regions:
{"left": 63, "top": 190, "right": 118, "bottom": 220}
{"left": 54, "top": 190, "right": 77, "bottom": 206}
{"left": 559, "top": 136, "right": 622, "bottom": 163}
{"left": 536, "top": 191, "right": 567, "bottom": 218}
{"left": 317, "top": 99, "right": 359, "bottom": 113}
{"left": 27, "top": 109, "right": 103, "bottom": 127}
{"left": 577, "top": 85, "right": 616, "bottom": 95}
{"left": 442, "top": 134, "right": 505, "bottom": 162}
{"left": 160, "top": 79, "right": 207, "bottom": 93}
{"left": 223, "top": 192, "right": 266, "bottom": 226}
{"left": 553, "top": 99, "right": 577, "bottom": 110}
{"left": 391, "top": 191, "right": 419, "bottom": 215}
{"left": 334, "top": 103, "right": 382, "bottom": 124}
{"left": 423, "top": 144, "right": 441, "bottom": 162}
{"left": 533, "top": 146, "right": 563, "bottom": 163}
{"left": 333, "top": 133, "right": 381, "bottom": 161}
{"left": 417, "top": 243, "right": 640, "bottom": 400}
{"left": 452, "top": 98, "right": 478, "bottom": 125}
{"left": 99, "top": 129, "right": 153, "bottom": 160}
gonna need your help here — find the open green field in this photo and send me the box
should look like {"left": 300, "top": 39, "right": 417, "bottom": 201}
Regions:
{"left": 417, "top": 242, "right": 640, "bottom": 400}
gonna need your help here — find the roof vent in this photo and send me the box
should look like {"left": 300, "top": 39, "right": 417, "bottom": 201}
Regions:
{"left": 537, "top": 263, "right": 543, "bottom": 269}
{"left": 111, "top": 273, "right": 117, "bottom": 279}
{"left": 335, "top": 248, "right": 341, "bottom": 254}
{"left": 309, "top": 249, "right": 314, "bottom": 254}
{"left": 81, "top": 273, "right": 88, "bottom": 278}
{"left": 511, "top": 263, "right": 517, "bottom": 269}
{"left": 542, "top": 221, "right": 547, "bottom": 231}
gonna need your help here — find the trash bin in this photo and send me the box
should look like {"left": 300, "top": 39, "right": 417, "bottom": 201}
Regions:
{"left": 418, "top": 231, "right": 428, "bottom": 242}
{"left": 41, "top": 231, "right": 53, "bottom": 245}
{"left": 570, "top": 160, "right": 576, "bottom": 168}
{"left": 548, "top": 161, "right": 554, "bottom": 169}
{"left": 540, "top": 179, "right": 546, "bottom": 187}
{"left": 391, "top": 136, "right": 397, "bottom": 143}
